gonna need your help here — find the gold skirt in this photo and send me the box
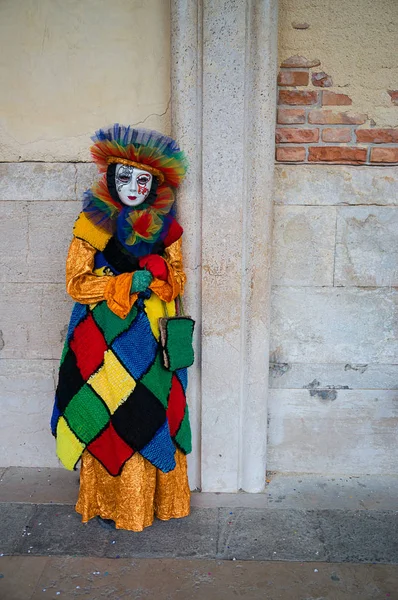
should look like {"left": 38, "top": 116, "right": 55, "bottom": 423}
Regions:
{"left": 75, "top": 449, "right": 190, "bottom": 531}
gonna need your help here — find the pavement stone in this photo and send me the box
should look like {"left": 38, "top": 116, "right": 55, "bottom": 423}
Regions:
{"left": 1, "top": 556, "right": 398, "bottom": 600}
{"left": 0, "top": 503, "right": 36, "bottom": 555}
{"left": 17, "top": 504, "right": 109, "bottom": 558}
{"left": 2, "top": 503, "right": 398, "bottom": 564}
{"left": 217, "top": 507, "right": 327, "bottom": 561}
{"left": 102, "top": 507, "right": 219, "bottom": 559}
{"left": 318, "top": 509, "right": 398, "bottom": 564}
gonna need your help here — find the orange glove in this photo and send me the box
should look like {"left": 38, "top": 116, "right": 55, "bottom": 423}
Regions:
{"left": 138, "top": 254, "right": 168, "bottom": 281}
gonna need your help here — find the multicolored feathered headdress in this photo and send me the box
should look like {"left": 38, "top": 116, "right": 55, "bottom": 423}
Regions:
{"left": 81, "top": 125, "right": 187, "bottom": 256}
{"left": 90, "top": 125, "right": 188, "bottom": 188}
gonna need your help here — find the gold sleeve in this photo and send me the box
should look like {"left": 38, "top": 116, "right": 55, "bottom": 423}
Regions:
{"left": 164, "top": 237, "right": 187, "bottom": 295}
{"left": 66, "top": 237, "right": 135, "bottom": 318}
{"left": 66, "top": 237, "right": 111, "bottom": 304}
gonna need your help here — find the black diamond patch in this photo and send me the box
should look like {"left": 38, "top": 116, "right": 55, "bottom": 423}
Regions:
{"left": 111, "top": 382, "right": 166, "bottom": 451}
{"left": 56, "top": 349, "right": 85, "bottom": 412}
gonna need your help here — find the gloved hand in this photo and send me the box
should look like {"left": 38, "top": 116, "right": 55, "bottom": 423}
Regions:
{"left": 138, "top": 254, "right": 168, "bottom": 281}
{"left": 131, "top": 269, "right": 153, "bottom": 293}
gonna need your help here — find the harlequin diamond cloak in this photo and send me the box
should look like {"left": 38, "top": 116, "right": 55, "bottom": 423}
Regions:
{"left": 50, "top": 126, "right": 192, "bottom": 477}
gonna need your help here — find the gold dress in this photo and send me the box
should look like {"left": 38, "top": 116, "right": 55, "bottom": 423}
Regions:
{"left": 63, "top": 228, "right": 190, "bottom": 531}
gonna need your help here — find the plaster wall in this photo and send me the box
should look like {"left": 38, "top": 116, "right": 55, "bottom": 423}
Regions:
{"left": 0, "top": 0, "right": 171, "bottom": 162}
{"left": 279, "top": 0, "right": 398, "bottom": 127}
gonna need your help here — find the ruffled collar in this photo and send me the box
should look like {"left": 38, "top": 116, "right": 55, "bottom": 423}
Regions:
{"left": 82, "top": 176, "right": 176, "bottom": 256}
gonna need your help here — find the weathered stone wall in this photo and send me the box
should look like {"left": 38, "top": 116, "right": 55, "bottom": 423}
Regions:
{"left": 0, "top": 163, "right": 96, "bottom": 466}
{"left": 268, "top": 165, "right": 398, "bottom": 474}
{"left": 2, "top": 162, "right": 396, "bottom": 476}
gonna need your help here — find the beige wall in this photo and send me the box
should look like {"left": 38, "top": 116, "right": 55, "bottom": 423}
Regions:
{"left": 0, "top": 0, "right": 171, "bottom": 162}
{"left": 279, "top": 0, "right": 398, "bottom": 127}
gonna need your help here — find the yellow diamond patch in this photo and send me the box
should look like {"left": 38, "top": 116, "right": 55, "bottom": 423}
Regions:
{"left": 56, "top": 416, "right": 85, "bottom": 470}
{"left": 88, "top": 349, "right": 136, "bottom": 414}
{"left": 145, "top": 293, "right": 176, "bottom": 340}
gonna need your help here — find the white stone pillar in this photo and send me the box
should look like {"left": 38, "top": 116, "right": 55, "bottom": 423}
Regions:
{"left": 171, "top": 0, "right": 278, "bottom": 492}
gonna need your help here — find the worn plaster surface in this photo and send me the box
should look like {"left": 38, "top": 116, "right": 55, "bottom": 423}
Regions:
{"left": 279, "top": 0, "right": 398, "bottom": 127}
{"left": 0, "top": 0, "right": 171, "bottom": 161}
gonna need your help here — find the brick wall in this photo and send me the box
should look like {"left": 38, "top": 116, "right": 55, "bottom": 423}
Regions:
{"left": 276, "top": 56, "right": 398, "bottom": 165}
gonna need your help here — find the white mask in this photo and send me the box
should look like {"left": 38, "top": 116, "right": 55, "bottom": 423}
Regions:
{"left": 115, "top": 164, "right": 153, "bottom": 206}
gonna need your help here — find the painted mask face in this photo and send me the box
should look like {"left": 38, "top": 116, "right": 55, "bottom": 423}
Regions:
{"left": 115, "top": 164, "right": 153, "bottom": 206}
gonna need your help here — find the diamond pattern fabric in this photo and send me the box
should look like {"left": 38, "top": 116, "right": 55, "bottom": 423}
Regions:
{"left": 87, "top": 422, "right": 134, "bottom": 476}
{"left": 64, "top": 384, "right": 110, "bottom": 444}
{"left": 52, "top": 288, "right": 192, "bottom": 477}
{"left": 56, "top": 417, "right": 85, "bottom": 471}
{"left": 88, "top": 349, "right": 136, "bottom": 414}
{"left": 175, "top": 406, "right": 192, "bottom": 454}
{"left": 141, "top": 352, "right": 173, "bottom": 409}
{"left": 67, "top": 303, "right": 88, "bottom": 342}
{"left": 112, "top": 382, "right": 166, "bottom": 451}
{"left": 92, "top": 300, "right": 137, "bottom": 345}
{"left": 140, "top": 421, "right": 176, "bottom": 472}
{"left": 56, "top": 349, "right": 85, "bottom": 412}
{"left": 70, "top": 314, "right": 108, "bottom": 380}
{"left": 111, "top": 310, "right": 157, "bottom": 380}
{"left": 144, "top": 293, "right": 176, "bottom": 340}
{"left": 167, "top": 375, "right": 186, "bottom": 436}
{"left": 176, "top": 368, "right": 188, "bottom": 393}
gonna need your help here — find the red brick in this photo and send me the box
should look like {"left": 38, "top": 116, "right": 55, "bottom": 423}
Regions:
{"left": 356, "top": 129, "right": 398, "bottom": 143}
{"left": 322, "top": 91, "right": 352, "bottom": 106}
{"left": 308, "top": 146, "right": 367, "bottom": 164}
{"left": 277, "top": 108, "right": 306, "bottom": 124}
{"left": 276, "top": 147, "right": 306, "bottom": 162}
{"left": 279, "top": 90, "right": 318, "bottom": 105}
{"left": 276, "top": 128, "right": 319, "bottom": 143}
{"left": 388, "top": 90, "right": 398, "bottom": 106}
{"left": 322, "top": 128, "right": 352, "bottom": 142}
{"left": 281, "top": 55, "right": 320, "bottom": 68}
{"left": 278, "top": 71, "right": 309, "bottom": 86}
{"left": 308, "top": 110, "right": 367, "bottom": 125}
{"left": 312, "top": 72, "right": 333, "bottom": 87}
{"left": 370, "top": 147, "right": 398, "bottom": 163}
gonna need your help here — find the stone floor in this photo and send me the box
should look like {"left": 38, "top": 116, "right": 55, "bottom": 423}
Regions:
{"left": 1, "top": 556, "right": 398, "bottom": 600}
{"left": 1, "top": 468, "right": 398, "bottom": 599}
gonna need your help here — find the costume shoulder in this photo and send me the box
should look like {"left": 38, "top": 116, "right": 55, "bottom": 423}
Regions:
{"left": 163, "top": 217, "right": 183, "bottom": 248}
{"left": 73, "top": 212, "right": 112, "bottom": 251}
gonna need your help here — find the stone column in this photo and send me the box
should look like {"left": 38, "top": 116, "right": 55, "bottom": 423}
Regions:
{"left": 171, "top": 0, "right": 278, "bottom": 492}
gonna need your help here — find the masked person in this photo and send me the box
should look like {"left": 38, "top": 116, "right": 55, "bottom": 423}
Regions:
{"left": 51, "top": 126, "right": 193, "bottom": 531}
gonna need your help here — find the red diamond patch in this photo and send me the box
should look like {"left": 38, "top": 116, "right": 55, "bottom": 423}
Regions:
{"left": 70, "top": 314, "right": 107, "bottom": 380}
{"left": 87, "top": 422, "right": 134, "bottom": 476}
{"left": 167, "top": 375, "right": 186, "bottom": 437}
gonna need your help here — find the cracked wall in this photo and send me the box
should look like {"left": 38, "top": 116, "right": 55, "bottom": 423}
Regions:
{"left": 279, "top": 0, "right": 398, "bottom": 128}
{"left": 0, "top": 0, "right": 171, "bottom": 161}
